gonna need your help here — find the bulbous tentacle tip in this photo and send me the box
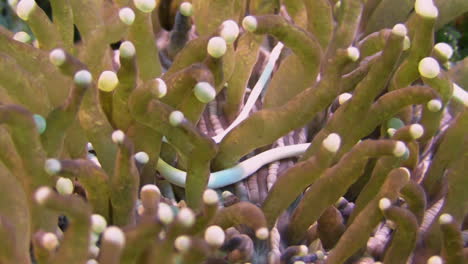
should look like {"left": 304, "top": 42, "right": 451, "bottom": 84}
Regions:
{"left": 133, "top": 0, "right": 156, "bottom": 13}
{"left": 409, "top": 124, "right": 424, "bottom": 139}
{"left": 207, "top": 37, "right": 227, "bottom": 58}
{"left": 418, "top": 57, "right": 440, "bottom": 78}
{"left": 102, "top": 226, "right": 126, "bottom": 247}
{"left": 338, "top": 93, "right": 352, "bottom": 105}
{"left": 378, "top": 197, "right": 392, "bottom": 211}
{"left": 399, "top": 167, "right": 411, "bottom": 179}
{"left": 157, "top": 203, "right": 174, "bottom": 225}
{"left": 346, "top": 47, "right": 360, "bottom": 62}
{"left": 438, "top": 213, "right": 453, "bottom": 225}
{"left": 392, "top": 24, "right": 407, "bottom": 37}
{"left": 242, "top": 16, "right": 257, "bottom": 32}
{"left": 298, "top": 245, "right": 309, "bottom": 256}
{"left": 13, "top": 31, "right": 31, "bottom": 43}
{"left": 156, "top": 78, "right": 168, "bottom": 98}
{"left": 49, "top": 49, "right": 66, "bottom": 66}
{"left": 434, "top": 43, "right": 453, "bottom": 60}
{"left": 119, "top": 7, "right": 135, "bottom": 25}
{"left": 169, "top": 111, "right": 185, "bottom": 127}
{"left": 415, "top": 0, "right": 438, "bottom": 18}
{"left": 203, "top": 189, "right": 219, "bottom": 205}
{"left": 220, "top": 20, "right": 240, "bottom": 44}
{"left": 322, "top": 133, "right": 341, "bottom": 153}
{"left": 41, "top": 232, "right": 59, "bottom": 251}
{"left": 141, "top": 184, "right": 160, "bottom": 196}
{"left": 74, "top": 70, "right": 93, "bottom": 87}
{"left": 134, "top": 151, "right": 150, "bottom": 164}
{"left": 120, "top": 41, "right": 136, "bottom": 58}
{"left": 56, "top": 177, "right": 74, "bottom": 195}
{"left": 45, "top": 158, "right": 61, "bottom": 175}
{"left": 393, "top": 141, "right": 407, "bottom": 157}
{"left": 174, "top": 235, "right": 191, "bottom": 252}
{"left": 204, "top": 225, "right": 225, "bottom": 247}
{"left": 403, "top": 36, "right": 411, "bottom": 51}
{"left": 427, "top": 256, "right": 443, "bottom": 264}
{"left": 255, "top": 227, "right": 269, "bottom": 240}
{"left": 387, "top": 128, "right": 397, "bottom": 137}
{"left": 177, "top": 207, "right": 195, "bottom": 227}
{"left": 16, "top": 0, "right": 36, "bottom": 21}
{"left": 34, "top": 186, "right": 53, "bottom": 205}
{"left": 111, "top": 130, "right": 125, "bottom": 144}
{"left": 194, "top": 82, "right": 216, "bottom": 103}
{"left": 91, "top": 214, "right": 108, "bottom": 234}
{"left": 98, "top": 71, "right": 119, "bottom": 92}
{"left": 427, "top": 99, "right": 442, "bottom": 112}
{"left": 179, "top": 2, "right": 193, "bottom": 17}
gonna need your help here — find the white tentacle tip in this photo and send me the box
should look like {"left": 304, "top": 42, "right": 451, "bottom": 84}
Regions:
{"left": 203, "top": 189, "right": 219, "bottom": 205}
{"left": 111, "top": 130, "right": 125, "bottom": 144}
{"left": 155, "top": 78, "right": 167, "bottom": 98}
{"left": 346, "top": 47, "right": 360, "bottom": 62}
{"left": 141, "top": 184, "right": 161, "bottom": 196}
{"left": 452, "top": 83, "right": 468, "bottom": 107}
{"left": 242, "top": 16, "right": 257, "bottom": 32}
{"left": 194, "top": 82, "right": 216, "bottom": 103}
{"left": 415, "top": 0, "right": 438, "bottom": 18}
{"left": 119, "top": 41, "right": 136, "bottom": 58}
{"left": 174, "top": 235, "right": 191, "bottom": 252}
{"left": 438, "top": 213, "right": 453, "bottom": 225}
{"left": 74, "top": 70, "right": 93, "bottom": 86}
{"left": 133, "top": 0, "right": 156, "bottom": 13}
{"left": 134, "top": 151, "right": 150, "bottom": 164}
{"left": 255, "top": 227, "right": 269, "bottom": 240}
{"left": 45, "top": 158, "right": 61, "bottom": 175}
{"left": 400, "top": 167, "right": 411, "bottom": 179}
{"left": 119, "top": 7, "right": 135, "bottom": 25}
{"left": 91, "top": 214, "right": 108, "bottom": 234}
{"left": 409, "top": 124, "right": 424, "bottom": 139}
{"left": 13, "top": 31, "right": 31, "bottom": 43}
{"left": 98, "top": 71, "right": 119, "bottom": 92}
{"left": 177, "top": 208, "right": 195, "bottom": 227}
{"left": 378, "top": 197, "right": 392, "bottom": 211}
{"left": 103, "top": 226, "right": 126, "bottom": 247}
{"left": 207, "top": 37, "right": 227, "bottom": 58}
{"left": 418, "top": 57, "right": 440, "bottom": 78}
{"left": 392, "top": 24, "right": 407, "bottom": 37}
{"left": 204, "top": 225, "right": 225, "bottom": 247}
{"left": 56, "top": 177, "right": 74, "bottom": 195}
{"left": 157, "top": 203, "right": 174, "bottom": 225}
{"left": 403, "top": 36, "right": 411, "bottom": 51}
{"left": 393, "top": 141, "right": 407, "bottom": 157}
{"left": 322, "top": 133, "right": 341, "bottom": 153}
{"left": 179, "top": 2, "right": 193, "bottom": 16}
{"left": 169, "top": 111, "right": 185, "bottom": 127}
{"left": 16, "top": 0, "right": 36, "bottom": 20}
{"left": 298, "top": 245, "right": 308, "bottom": 256}
{"left": 42, "top": 232, "right": 59, "bottom": 251}
{"left": 49, "top": 49, "right": 66, "bottom": 66}
{"left": 35, "top": 186, "right": 52, "bottom": 205}
{"left": 427, "top": 256, "right": 443, "bottom": 264}
{"left": 427, "top": 99, "right": 442, "bottom": 112}
{"left": 434, "top": 43, "right": 453, "bottom": 60}
{"left": 338, "top": 93, "right": 352, "bottom": 105}
{"left": 220, "top": 20, "right": 240, "bottom": 44}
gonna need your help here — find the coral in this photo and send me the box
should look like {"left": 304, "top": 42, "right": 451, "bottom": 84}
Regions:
{"left": 0, "top": 0, "right": 467, "bottom": 263}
